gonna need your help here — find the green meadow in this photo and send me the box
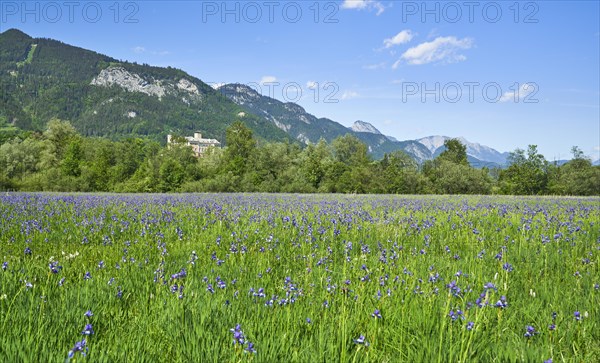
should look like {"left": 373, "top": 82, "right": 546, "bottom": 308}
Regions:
{"left": 1, "top": 194, "right": 598, "bottom": 362}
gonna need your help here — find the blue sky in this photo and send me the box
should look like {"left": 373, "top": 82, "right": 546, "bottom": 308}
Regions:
{"left": 1, "top": 0, "right": 599, "bottom": 160}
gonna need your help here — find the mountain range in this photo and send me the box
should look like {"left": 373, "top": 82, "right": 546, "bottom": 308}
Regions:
{"left": 217, "top": 84, "right": 510, "bottom": 166}
{"left": 2, "top": 28, "right": 586, "bottom": 168}
{"left": 0, "top": 28, "right": 289, "bottom": 146}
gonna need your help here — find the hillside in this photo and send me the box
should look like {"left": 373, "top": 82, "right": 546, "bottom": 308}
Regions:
{"left": 0, "top": 29, "right": 291, "bottom": 144}
{"left": 0, "top": 29, "right": 514, "bottom": 165}
{"left": 218, "top": 83, "right": 431, "bottom": 160}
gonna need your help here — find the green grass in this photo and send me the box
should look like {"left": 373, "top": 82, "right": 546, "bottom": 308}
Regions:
{"left": 0, "top": 194, "right": 598, "bottom": 362}
{"left": 16, "top": 43, "right": 37, "bottom": 67}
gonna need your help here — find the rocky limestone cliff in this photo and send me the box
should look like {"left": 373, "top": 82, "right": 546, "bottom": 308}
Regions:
{"left": 91, "top": 66, "right": 202, "bottom": 101}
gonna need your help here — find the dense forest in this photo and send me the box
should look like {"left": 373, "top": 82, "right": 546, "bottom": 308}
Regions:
{"left": 1, "top": 119, "right": 598, "bottom": 195}
{"left": 0, "top": 29, "right": 291, "bottom": 146}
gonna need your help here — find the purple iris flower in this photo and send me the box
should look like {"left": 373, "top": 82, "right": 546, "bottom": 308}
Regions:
{"left": 230, "top": 324, "right": 246, "bottom": 345}
{"left": 354, "top": 335, "right": 369, "bottom": 346}
{"left": 524, "top": 325, "right": 537, "bottom": 338}
{"left": 68, "top": 339, "right": 87, "bottom": 359}
{"left": 495, "top": 296, "right": 508, "bottom": 308}
{"left": 81, "top": 324, "right": 94, "bottom": 335}
{"left": 245, "top": 342, "right": 257, "bottom": 354}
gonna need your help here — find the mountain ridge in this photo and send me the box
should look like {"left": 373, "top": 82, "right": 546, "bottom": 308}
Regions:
{"left": 417, "top": 135, "right": 509, "bottom": 165}
{"left": 218, "top": 83, "right": 434, "bottom": 161}
{"left": 0, "top": 28, "right": 292, "bottom": 145}
{"left": 218, "top": 84, "right": 512, "bottom": 166}
{"left": 2, "top": 29, "right": 578, "bottom": 167}
{"left": 350, "top": 120, "right": 382, "bottom": 135}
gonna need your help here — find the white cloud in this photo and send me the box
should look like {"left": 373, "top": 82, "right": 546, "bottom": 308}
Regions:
{"left": 399, "top": 36, "right": 473, "bottom": 65}
{"left": 341, "top": 0, "right": 385, "bottom": 15}
{"left": 363, "top": 62, "right": 386, "bottom": 70}
{"left": 341, "top": 0, "right": 368, "bottom": 9}
{"left": 499, "top": 83, "right": 537, "bottom": 103}
{"left": 132, "top": 46, "right": 170, "bottom": 56}
{"left": 341, "top": 90, "right": 359, "bottom": 100}
{"left": 260, "top": 76, "right": 278, "bottom": 85}
{"left": 306, "top": 81, "right": 318, "bottom": 90}
{"left": 427, "top": 28, "right": 439, "bottom": 39}
{"left": 384, "top": 30, "right": 414, "bottom": 48}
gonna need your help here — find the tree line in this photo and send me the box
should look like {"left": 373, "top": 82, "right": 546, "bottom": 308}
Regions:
{"left": 0, "top": 119, "right": 598, "bottom": 195}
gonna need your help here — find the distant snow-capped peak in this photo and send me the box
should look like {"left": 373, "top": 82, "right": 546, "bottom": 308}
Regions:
{"left": 417, "top": 135, "right": 450, "bottom": 153}
{"left": 351, "top": 120, "right": 382, "bottom": 134}
{"left": 417, "top": 135, "right": 508, "bottom": 165}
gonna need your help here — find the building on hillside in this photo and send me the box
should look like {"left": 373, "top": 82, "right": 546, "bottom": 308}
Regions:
{"left": 167, "top": 132, "right": 221, "bottom": 157}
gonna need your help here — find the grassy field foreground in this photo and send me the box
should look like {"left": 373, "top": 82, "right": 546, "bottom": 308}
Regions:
{"left": 0, "top": 193, "right": 598, "bottom": 362}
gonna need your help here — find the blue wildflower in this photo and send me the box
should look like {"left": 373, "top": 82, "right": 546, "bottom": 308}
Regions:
{"left": 446, "top": 281, "right": 461, "bottom": 296}
{"left": 448, "top": 310, "right": 464, "bottom": 321}
{"left": 68, "top": 339, "right": 87, "bottom": 359}
{"left": 495, "top": 296, "right": 508, "bottom": 308}
{"left": 245, "top": 342, "right": 257, "bottom": 354}
{"left": 354, "top": 335, "right": 369, "bottom": 346}
{"left": 524, "top": 325, "right": 537, "bottom": 338}
{"left": 483, "top": 282, "right": 496, "bottom": 290}
{"left": 253, "top": 287, "right": 265, "bottom": 298}
{"left": 81, "top": 324, "right": 94, "bottom": 335}
{"left": 49, "top": 261, "right": 62, "bottom": 274}
{"left": 230, "top": 324, "right": 245, "bottom": 345}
